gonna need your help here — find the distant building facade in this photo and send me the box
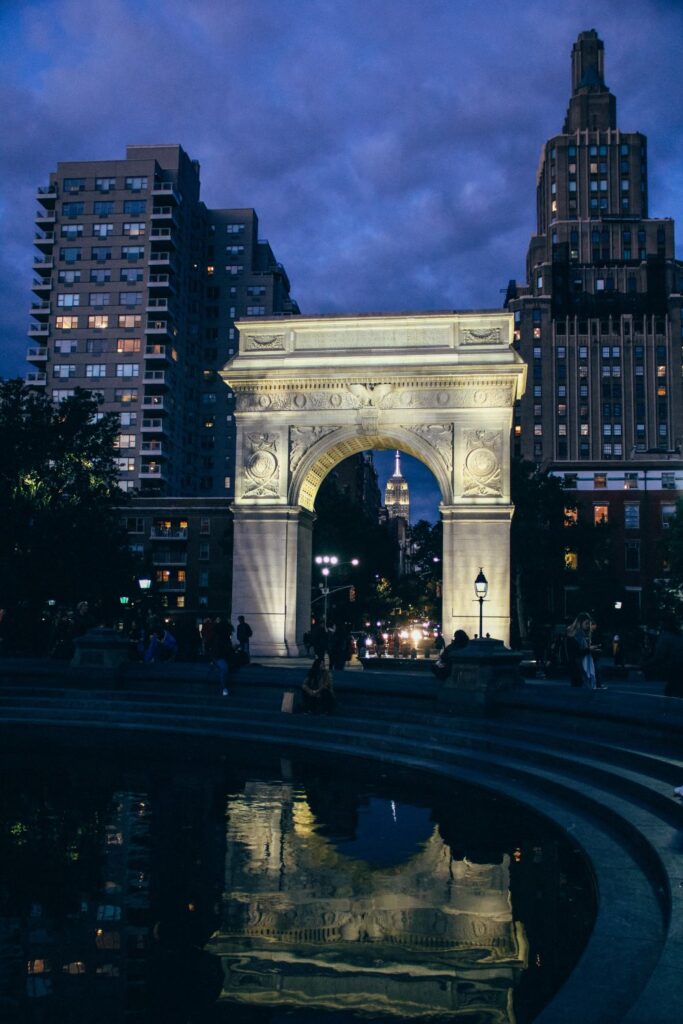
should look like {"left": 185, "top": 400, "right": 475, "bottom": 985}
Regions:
{"left": 28, "top": 144, "right": 298, "bottom": 613}
{"left": 505, "top": 30, "right": 683, "bottom": 618}
{"left": 383, "top": 451, "right": 412, "bottom": 575}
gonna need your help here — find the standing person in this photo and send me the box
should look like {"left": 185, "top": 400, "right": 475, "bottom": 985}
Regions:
{"left": 566, "top": 613, "right": 601, "bottom": 690}
{"left": 200, "top": 617, "right": 215, "bottom": 658}
{"left": 236, "top": 615, "right": 252, "bottom": 659}
{"left": 652, "top": 617, "right": 683, "bottom": 698}
{"left": 210, "top": 618, "right": 234, "bottom": 697}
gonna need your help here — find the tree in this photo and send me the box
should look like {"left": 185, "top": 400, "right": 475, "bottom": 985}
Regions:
{"left": 0, "top": 381, "right": 141, "bottom": 626}
{"left": 510, "top": 458, "right": 572, "bottom": 643}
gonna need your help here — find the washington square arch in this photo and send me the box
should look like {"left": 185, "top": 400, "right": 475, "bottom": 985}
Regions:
{"left": 222, "top": 311, "right": 526, "bottom": 657}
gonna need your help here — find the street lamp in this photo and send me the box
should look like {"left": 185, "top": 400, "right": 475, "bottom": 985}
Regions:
{"left": 138, "top": 578, "right": 152, "bottom": 592}
{"left": 474, "top": 567, "right": 488, "bottom": 638}
{"left": 314, "top": 555, "right": 359, "bottom": 629}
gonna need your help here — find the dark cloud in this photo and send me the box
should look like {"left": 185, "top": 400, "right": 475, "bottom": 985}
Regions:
{"left": 2, "top": 0, "right": 681, "bottom": 394}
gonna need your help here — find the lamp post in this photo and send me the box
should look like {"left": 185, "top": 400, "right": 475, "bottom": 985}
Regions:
{"left": 314, "top": 555, "right": 359, "bottom": 629}
{"left": 474, "top": 567, "right": 488, "bottom": 638}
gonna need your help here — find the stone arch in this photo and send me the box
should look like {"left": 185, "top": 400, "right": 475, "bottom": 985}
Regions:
{"left": 289, "top": 424, "right": 453, "bottom": 512}
{"left": 224, "top": 311, "right": 526, "bottom": 655}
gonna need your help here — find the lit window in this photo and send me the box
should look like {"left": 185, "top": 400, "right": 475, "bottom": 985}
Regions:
{"left": 565, "top": 551, "right": 578, "bottom": 571}
{"left": 533, "top": 424, "right": 543, "bottom": 436}
{"left": 594, "top": 504, "right": 609, "bottom": 525}
{"left": 662, "top": 504, "right": 676, "bottom": 528}
{"left": 580, "top": 424, "right": 589, "bottom": 436}
{"left": 117, "top": 338, "right": 141, "bottom": 352}
{"left": 115, "top": 434, "right": 136, "bottom": 449}
{"left": 123, "top": 222, "right": 146, "bottom": 237}
{"left": 564, "top": 507, "right": 578, "bottom": 525}
{"left": 55, "top": 315, "right": 79, "bottom": 330}
{"left": 88, "top": 315, "right": 109, "bottom": 329}
{"left": 118, "top": 314, "right": 141, "bottom": 328}
{"left": 594, "top": 473, "right": 607, "bottom": 488}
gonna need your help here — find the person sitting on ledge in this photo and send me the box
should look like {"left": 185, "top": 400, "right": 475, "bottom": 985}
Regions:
{"left": 301, "top": 657, "right": 336, "bottom": 714}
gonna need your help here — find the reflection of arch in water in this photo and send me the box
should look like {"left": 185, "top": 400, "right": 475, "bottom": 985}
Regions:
{"left": 225, "top": 311, "right": 526, "bottom": 653}
{"left": 209, "top": 780, "right": 527, "bottom": 1020}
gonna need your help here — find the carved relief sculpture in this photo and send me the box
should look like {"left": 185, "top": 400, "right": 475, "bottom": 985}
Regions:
{"left": 460, "top": 328, "right": 503, "bottom": 346}
{"left": 462, "top": 429, "right": 503, "bottom": 497}
{"left": 410, "top": 424, "right": 454, "bottom": 475}
{"left": 243, "top": 334, "right": 286, "bottom": 351}
{"left": 244, "top": 433, "right": 280, "bottom": 497}
{"left": 289, "top": 426, "right": 340, "bottom": 476}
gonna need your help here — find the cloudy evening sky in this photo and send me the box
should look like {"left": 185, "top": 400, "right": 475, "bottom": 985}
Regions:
{"left": 1, "top": 0, "right": 682, "bottom": 520}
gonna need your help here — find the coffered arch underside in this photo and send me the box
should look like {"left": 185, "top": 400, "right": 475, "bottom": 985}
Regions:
{"left": 290, "top": 424, "right": 454, "bottom": 512}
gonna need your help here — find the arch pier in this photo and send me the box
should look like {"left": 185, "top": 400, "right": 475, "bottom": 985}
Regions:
{"left": 223, "top": 312, "right": 526, "bottom": 656}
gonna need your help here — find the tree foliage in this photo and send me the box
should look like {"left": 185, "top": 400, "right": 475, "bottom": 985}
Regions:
{"left": 0, "top": 381, "right": 140, "bottom": 618}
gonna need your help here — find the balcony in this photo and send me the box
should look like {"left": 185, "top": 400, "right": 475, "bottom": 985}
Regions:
{"left": 142, "top": 395, "right": 167, "bottom": 411}
{"left": 30, "top": 301, "right": 51, "bottom": 317}
{"left": 146, "top": 298, "right": 169, "bottom": 313}
{"left": 151, "top": 206, "right": 179, "bottom": 225}
{"left": 28, "top": 323, "right": 49, "bottom": 337}
{"left": 141, "top": 418, "right": 169, "bottom": 433}
{"left": 141, "top": 440, "right": 167, "bottom": 455}
{"left": 139, "top": 464, "right": 167, "bottom": 479}
{"left": 143, "top": 370, "right": 168, "bottom": 386}
{"left": 150, "top": 526, "right": 187, "bottom": 540}
{"left": 144, "top": 319, "right": 172, "bottom": 336}
{"left": 34, "top": 231, "right": 55, "bottom": 250}
{"left": 151, "top": 182, "right": 180, "bottom": 203}
{"left": 152, "top": 551, "right": 187, "bottom": 566}
{"left": 33, "top": 256, "right": 53, "bottom": 271}
{"left": 35, "top": 210, "right": 56, "bottom": 226}
{"left": 25, "top": 371, "right": 47, "bottom": 386}
{"left": 147, "top": 252, "right": 174, "bottom": 268}
{"left": 144, "top": 344, "right": 170, "bottom": 360}
{"left": 148, "top": 272, "right": 176, "bottom": 293}
{"left": 149, "top": 227, "right": 177, "bottom": 249}
{"left": 27, "top": 347, "right": 48, "bottom": 363}
{"left": 31, "top": 278, "right": 51, "bottom": 294}
{"left": 156, "top": 580, "right": 187, "bottom": 593}
{"left": 36, "top": 185, "right": 58, "bottom": 206}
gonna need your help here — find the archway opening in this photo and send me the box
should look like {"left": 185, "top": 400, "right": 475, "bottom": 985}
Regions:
{"left": 308, "top": 447, "right": 445, "bottom": 663}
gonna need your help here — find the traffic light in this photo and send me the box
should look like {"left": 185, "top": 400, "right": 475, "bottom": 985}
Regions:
{"left": 349, "top": 586, "right": 356, "bottom": 602}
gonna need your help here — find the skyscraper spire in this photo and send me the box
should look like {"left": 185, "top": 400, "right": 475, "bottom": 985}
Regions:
{"left": 384, "top": 450, "right": 410, "bottom": 521}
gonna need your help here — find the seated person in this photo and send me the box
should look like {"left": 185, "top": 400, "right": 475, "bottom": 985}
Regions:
{"left": 301, "top": 658, "right": 336, "bottom": 714}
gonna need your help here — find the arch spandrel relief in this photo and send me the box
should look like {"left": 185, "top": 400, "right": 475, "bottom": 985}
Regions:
{"left": 462, "top": 429, "right": 504, "bottom": 498}
{"left": 242, "top": 432, "right": 281, "bottom": 498}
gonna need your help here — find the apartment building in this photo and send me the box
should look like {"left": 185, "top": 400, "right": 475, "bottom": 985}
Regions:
{"left": 505, "top": 30, "right": 683, "bottom": 617}
{"left": 29, "top": 144, "right": 298, "bottom": 613}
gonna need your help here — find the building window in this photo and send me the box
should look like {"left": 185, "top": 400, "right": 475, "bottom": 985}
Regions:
{"left": 86, "top": 364, "right": 106, "bottom": 378}
{"left": 95, "top": 177, "right": 116, "bottom": 192}
{"left": 533, "top": 424, "right": 543, "bottom": 436}
{"left": 593, "top": 473, "right": 607, "bottom": 489}
{"left": 116, "top": 457, "right": 136, "bottom": 472}
{"left": 662, "top": 504, "right": 677, "bottom": 528}
{"left": 624, "top": 504, "right": 640, "bottom": 530}
{"left": 122, "top": 246, "right": 145, "bottom": 261}
{"left": 55, "top": 315, "right": 79, "bottom": 330}
{"left": 662, "top": 471, "right": 676, "bottom": 490}
{"left": 625, "top": 541, "right": 641, "bottom": 572}
{"left": 61, "top": 224, "right": 83, "bottom": 239}
{"left": 88, "top": 315, "right": 109, "bottom": 329}
{"left": 53, "top": 364, "right": 76, "bottom": 379}
{"left": 93, "top": 200, "right": 114, "bottom": 216}
{"left": 92, "top": 223, "right": 114, "bottom": 238}
{"left": 199, "top": 543, "right": 210, "bottom": 561}
{"left": 89, "top": 269, "right": 111, "bottom": 284}
{"left": 55, "top": 338, "right": 77, "bottom": 354}
{"left": 123, "top": 199, "right": 146, "bottom": 214}
{"left": 115, "top": 388, "right": 138, "bottom": 403}
{"left": 115, "top": 434, "right": 137, "bottom": 449}
{"left": 123, "top": 222, "right": 146, "bottom": 237}
{"left": 200, "top": 518, "right": 211, "bottom": 535}
{"left": 115, "top": 364, "right": 139, "bottom": 377}
{"left": 118, "top": 314, "right": 141, "bottom": 328}
{"left": 57, "top": 293, "right": 80, "bottom": 307}
{"left": 593, "top": 504, "right": 609, "bottom": 525}
{"left": 90, "top": 292, "right": 110, "bottom": 306}
{"left": 564, "top": 551, "right": 578, "bottom": 571}
{"left": 63, "top": 177, "right": 85, "bottom": 192}
{"left": 120, "top": 292, "right": 142, "bottom": 306}
{"left": 116, "top": 338, "right": 141, "bottom": 353}
{"left": 62, "top": 201, "right": 84, "bottom": 217}
{"left": 124, "top": 176, "right": 148, "bottom": 191}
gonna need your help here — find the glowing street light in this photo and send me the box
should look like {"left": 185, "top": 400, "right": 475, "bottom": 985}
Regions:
{"left": 474, "top": 567, "right": 488, "bottom": 638}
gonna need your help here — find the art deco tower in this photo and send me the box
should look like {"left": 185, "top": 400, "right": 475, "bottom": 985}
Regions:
{"left": 384, "top": 450, "right": 410, "bottom": 521}
{"left": 505, "top": 29, "right": 682, "bottom": 616}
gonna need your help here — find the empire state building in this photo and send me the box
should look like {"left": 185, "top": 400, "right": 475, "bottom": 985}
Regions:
{"left": 384, "top": 451, "right": 410, "bottom": 521}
